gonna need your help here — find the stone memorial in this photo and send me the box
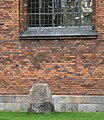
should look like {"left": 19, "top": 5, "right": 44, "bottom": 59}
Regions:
{"left": 28, "top": 83, "right": 54, "bottom": 113}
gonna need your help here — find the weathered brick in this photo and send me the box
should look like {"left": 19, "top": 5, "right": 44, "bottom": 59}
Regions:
{"left": 0, "top": 1, "right": 104, "bottom": 95}
{"left": 0, "top": 40, "right": 103, "bottom": 95}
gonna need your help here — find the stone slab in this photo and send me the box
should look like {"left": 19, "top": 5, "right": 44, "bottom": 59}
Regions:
{"left": 0, "top": 95, "right": 29, "bottom": 103}
{"left": 90, "top": 96, "right": 104, "bottom": 104}
{"left": 3, "top": 103, "right": 21, "bottom": 111}
{"left": 12, "top": 96, "right": 30, "bottom": 103}
{"left": 52, "top": 95, "right": 90, "bottom": 104}
{"left": 78, "top": 104, "right": 96, "bottom": 112}
{"left": 20, "top": 103, "right": 29, "bottom": 110}
{"left": 0, "top": 103, "right": 3, "bottom": 110}
{"left": 52, "top": 95, "right": 70, "bottom": 103}
{"left": 95, "top": 104, "right": 104, "bottom": 112}
{"left": 66, "top": 104, "right": 78, "bottom": 112}
{"left": 54, "top": 102, "right": 78, "bottom": 112}
{"left": 54, "top": 102, "right": 62, "bottom": 112}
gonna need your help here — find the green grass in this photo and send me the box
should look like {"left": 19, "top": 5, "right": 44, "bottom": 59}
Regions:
{"left": 0, "top": 111, "right": 104, "bottom": 120}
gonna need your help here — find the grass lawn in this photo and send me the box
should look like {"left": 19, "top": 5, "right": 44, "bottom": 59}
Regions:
{"left": 0, "top": 111, "right": 104, "bottom": 120}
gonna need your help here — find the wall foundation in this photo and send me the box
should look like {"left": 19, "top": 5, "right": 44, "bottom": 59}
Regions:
{"left": 0, "top": 95, "right": 104, "bottom": 112}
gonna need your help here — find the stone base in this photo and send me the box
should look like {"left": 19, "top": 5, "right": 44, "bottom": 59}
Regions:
{"left": 0, "top": 95, "right": 29, "bottom": 111}
{"left": 1, "top": 95, "right": 104, "bottom": 112}
{"left": 52, "top": 95, "right": 104, "bottom": 112}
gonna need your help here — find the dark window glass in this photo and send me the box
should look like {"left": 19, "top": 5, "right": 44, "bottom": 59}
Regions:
{"left": 28, "top": 0, "right": 92, "bottom": 27}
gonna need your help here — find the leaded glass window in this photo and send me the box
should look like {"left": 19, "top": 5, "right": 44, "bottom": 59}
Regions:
{"left": 28, "top": 0, "right": 92, "bottom": 28}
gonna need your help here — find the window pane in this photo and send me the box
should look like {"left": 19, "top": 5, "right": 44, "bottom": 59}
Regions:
{"left": 81, "top": 13, "right": 92, "bottom": 26}
{"left": 67, "top": 13, "right": 80, "bottom": 26}
{"left": 41, "top": 14, "right": 52, "bottom": 27}
{"left": 29, "top": 15, "right": 39, "bottom": 27}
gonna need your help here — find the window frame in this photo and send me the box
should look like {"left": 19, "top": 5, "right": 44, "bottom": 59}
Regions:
{"left": 19, "top": 0, "right": 98, "bottom": 38}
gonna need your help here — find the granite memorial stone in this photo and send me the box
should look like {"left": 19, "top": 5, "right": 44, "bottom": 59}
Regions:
{"left": 28, "top": 83, "right": 54, "bottom": 113}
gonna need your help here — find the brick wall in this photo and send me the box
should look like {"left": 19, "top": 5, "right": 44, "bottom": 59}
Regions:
{"left": 0, "top": 0, "right": 104, "bottom": 95}
{"left": 0, "top": 0, "right": 19, "bottom": 40}
{"left": 0, "top": 39, "right": 104, "bottom": 95}
{"left": 19, "top": 0, "right": 27, "bottom": 33}
{"left": 95, "top": 0, "right": 104, "bottom": 39}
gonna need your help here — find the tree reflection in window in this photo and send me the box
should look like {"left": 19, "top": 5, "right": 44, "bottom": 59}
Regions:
{"left": 28, "top": 0, "right": 92, "bottom": 27}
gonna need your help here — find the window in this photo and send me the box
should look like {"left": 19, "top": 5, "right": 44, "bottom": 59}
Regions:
{"left": 28, "top": 0, "right": 92, "bottom": 28}
{"left": 20, "top": 0, "right": 98, "bottom": 38}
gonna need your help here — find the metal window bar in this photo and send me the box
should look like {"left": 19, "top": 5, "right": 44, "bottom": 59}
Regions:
{"left": 28, "top": 0, "right": 92, "bottom": 28}
{"left": 52, "top": 0, "right": 54, "bottom": 27}
{"left": 39, "top": 0, "right": 41, "bottom": 28}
